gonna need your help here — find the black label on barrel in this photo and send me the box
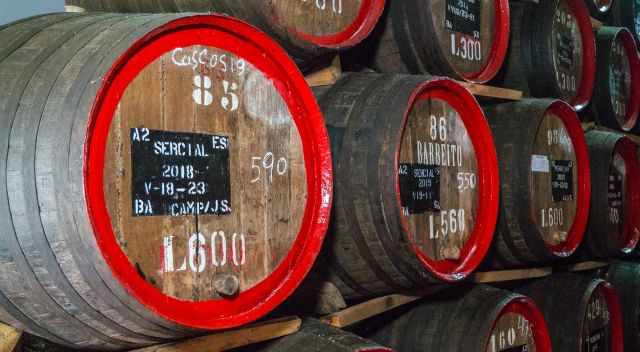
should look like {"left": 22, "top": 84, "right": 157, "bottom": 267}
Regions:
{"left": 551, "top": 160, "right": 574, "bottom": 202}
{"left": 130, "top": 128, "right": 231, "bottom": 217}
{"left": 501, "top": 345, "right": 528, "bottom": 352}
{"left": 557, "top": 30, "right": 576, "bottom": 70}
{"left": 445, "top": 0, "right": 481, "bottom": 37}
{"left": 399, "top": 163, "right": 441, "bottom": 214}
{"left": 608, "top": 170, "right": 623, "bottom": 222}
{"left": 584, "top": 328, "right": 605, "bottom": 352}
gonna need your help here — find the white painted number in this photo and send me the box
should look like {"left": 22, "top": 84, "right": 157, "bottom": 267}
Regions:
{"left": 251, "top": 153, "right": 289, "bottom": 183}
{"left": 163, "top": 232, "right": 246, "bottom": 273}
{"left": 429, "top": 208, "right": 465, "bottom": 239}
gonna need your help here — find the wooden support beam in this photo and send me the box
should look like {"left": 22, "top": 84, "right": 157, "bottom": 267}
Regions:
{"left": 458, "top": 82, "right": 523, "bottom": 101}
{"left": 64, "top": 5, "right": 86, "bottom": 12}
{"left": 562, "top": 261, "right": 610, "bottom": 272}
{"left": 305, "top": 56, "right": 342, "bottom": 87}
{"left": 581, "top": 123, "right": 640, "bottom": 144}
{"left": 0, "top": 324, "right": 21, "bottom": 352}
{"left": 474, "top": 267, "right": 553, "bottom": 283}
{"left": 321, "top": 294, "right": 421, "bottom": 328}
{"left": 132, "top": 317, "right": 301, "bottom": 352}
{"left": 591, "top": 17, "right": 603, "bottom": 30}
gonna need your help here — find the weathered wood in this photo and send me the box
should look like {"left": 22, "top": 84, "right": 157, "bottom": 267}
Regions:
{"left": 316, "top": 73, "right": 499, "bottom": 300}
{"left": 607, "top": 261, "right": 640, "bottom": 351}
{"left": 458, "top": 82, "right": 523, "bottom": 101}
{"left": 64, "top": 0, "right": 385, "bottom": 64}
{"left": 0, "top": 324, "right": 21, "bottom": 352}
{"left": 361, "top": 286, "right": 552, "bottom": 352}
{"left": 305, "top": 56, "right": 342, "bottom": 87}
{"left": 483, "top": 99, "right": 590, "bottom": 267}
{"left": 582, "top": 131, "right": 640, "bottom": 258}
{"left": 321, "top": 294, "right": 421, "bottom": 328}
{"left": 474, "top": 267, "right": 553, "bottom": 283}
{"left": 518, "top": 274, "right": 624, "bottom": 352}
{"left": 563, "top": 261, "right": 609, "bottom": 272}
{"left": 359, "top": 0, "right": 510, "bottom": 83}
{"left": 592, "top": 27, "right": 640, "bottom": 132}
{"left": 0, "top": 13, "right": 332, "bottom": 350}
{"left": 498, "top": 0, "right": 596, "bottom": 111}
{"left": 132, "top": 317, "right": 301, "bottom": 352}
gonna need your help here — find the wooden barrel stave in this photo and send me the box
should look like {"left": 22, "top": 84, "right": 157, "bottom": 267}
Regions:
{"left": 518, "top": 274, "right": 624, "bottom": 352}
{"left": 361, "top": 285, "right": 551, "bottom": 352}
{"left": 592, "top": 27, "right": 640, "bottom": 131}
{"left": 483, "top": 99, "right": 590, "bottom": 267}
{"left": 583, "top": 131, "right": 640, "bottom": 258}
{"left": 497, "top": 0, "right": 596, "bottom": 111}
{"left": 607, "top": 261, "right": 640, "bottom": 351}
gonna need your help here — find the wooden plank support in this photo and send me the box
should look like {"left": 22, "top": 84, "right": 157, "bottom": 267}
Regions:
{"left": 582, "top": 123, "right": 640, "bottom": 144}
{"left": 64, "top": 5, "right": 86, "bottom": 12}
{"left": 474, "top": 267, "right": 553, "bottom": 283}
{"left": 305, "top": 56, "right": 342, "bottom": 87}
{"left": 0, "top": 323, "right": 21, "bottom": 352}
{"left": 561, "top": 261, "right": 610, "bottom": 272}
{"left": 591, "top": 17, "right": 603, "bottom": 30}
{"left": 458, "top": 82, "right": 523, "bottom": 101}
{"left": 320, "top": 294, "right": 421, "bottom": 328}
{"left": 131, "top": 316, "right": 301, "bottom": 352}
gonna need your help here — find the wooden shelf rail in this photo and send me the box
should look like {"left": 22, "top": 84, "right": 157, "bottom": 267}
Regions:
{"left": 321, "top": 294, "right": 421, "bottom": 329}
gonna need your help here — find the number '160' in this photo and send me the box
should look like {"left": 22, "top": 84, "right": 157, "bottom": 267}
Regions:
{"left": 163, "top": 232, "right": 246, "bottom": 273}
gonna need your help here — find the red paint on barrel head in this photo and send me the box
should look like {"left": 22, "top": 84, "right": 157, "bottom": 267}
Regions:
{"left": 596, "top": 281, "right": 624, "bottom": 352}
{"left": 492, "top": 297, "right": 553, "bottom": 352}
{"left": 83, "top": 15, "right": 332, "bottom": 329}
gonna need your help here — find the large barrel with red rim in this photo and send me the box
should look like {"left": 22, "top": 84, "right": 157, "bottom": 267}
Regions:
{"left": 238, "top": 319, "right": 394, "bottom": 352}
{"left": 606, "top": 0, "right": 640, "bottom": 44}
{"left": 358, "top": 285, "right": 552, "bottom": 352}
{"left": 518, "top": 274, "right": 624, "bottom": 352}
{"left": 316, "top": 73, "right": 499, "bottom": 300}
{"left": 497, "top": 0, "right": 596, "bottom": 111}
{"left": 607, "top": 261, "right": 640, "bottom": 351}
{"left": 65, "top": 0, "right": 385, "bottom": 63}
{"left": 360, "top": 0, "right": 510, "bottom": 83}
{"left": 592, "top": 27, "right": 640, "bottom": 131}
{"left": 582, "top": 131, "right": 640, "bottom": 258}
{"left": 482, "top": 99, "right": 590, "bottom": 267}
{"left": 0, "top": 13, "right": 332, "bottom": 350}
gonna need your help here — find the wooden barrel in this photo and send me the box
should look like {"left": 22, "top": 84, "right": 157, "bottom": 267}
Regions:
{"left": 316, "top": 73, "right": 499, "bottom": 300}
{"left": 498, "top": 0, "right": 596, "bottom": 111}
{"left": 64, "top": 0, "right": 386, "bottom": 64}
{"left": 582, "top": 131, "right": 640, "bottom": 258}
{"left": 482, "top": 99, "right": 591, "bottom": 267}
{"left": 592, "top": 27, "right": 640, "bottom": 131}
{"left": 585, "top": 0, "right": 613, "bottom": 20}
{"left": 239, "top": 319, "right": 393, "bottom": 352}
{"left": 0, "top": 13, "right": 332, "bottom": 350}
{"left": 606, "top": 0, "right": 640, "bottom": 43}
{"left": 361, "top": 0, "right": 510, "bottom": 83}
{"left": 518, "top": 274, "right": 624, "bottom": 352}
{"left": 359, "top": 285, "right": 552, "bottom": 352}
{"left": 607, "top": 261, "right": 640, "bottom": 351}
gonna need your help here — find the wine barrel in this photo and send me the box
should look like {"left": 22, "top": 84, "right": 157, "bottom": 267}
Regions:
{"left": 585, "top": 0, "right": 613, "bottom": 20}
{"left": 0, "top": 13, "right": 332, "bottom": 350}
{"left": 362, "top": 0, "right": 510, "bottom": 83}
{"left": 582, "top": 131, "right": 640, "bottom": 258}
{"left": 482, "top": 99, "right": 591, "bottom": 267}
{"left": 498, "top": 0, "right": 596, "bottom": 111}
{"left": 359, "top": 285, "right": 552, "bottom": 352}
{"left": 592, "top": 27, "right": 640, "bottom": 131}
{"left": 238, "top": 319, "right": 393, "bottom": 352}
{"left": 606, "top": 0, "right": 640, "bottom": 43}
{"left": 316, "top": 73, "right": 499, "bottom": 300}
{"left": 64, "top": 0, "right": 386, "bottom": 64}
{"left": 607, "top": 261, "right": 640, "bottom": 351}
{"left": 518, "top": 274, "right": 624, "bottom": 352}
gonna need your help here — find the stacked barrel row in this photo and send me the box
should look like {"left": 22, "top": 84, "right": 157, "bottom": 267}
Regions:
{"left": 0, "top": 0, "right": 637, "bottom": 350}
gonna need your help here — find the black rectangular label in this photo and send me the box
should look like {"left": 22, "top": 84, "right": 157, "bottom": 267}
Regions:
{"left": 551, "top": 159, "right": 574, "bottom": 202}
{"left": 501, "top": 345, "right": 529, "bottom": 352}
{"left": 608, "top": 171, "right": 623, "bottom": 208}
{"left": 399, "top": 163, "right": 441, "bottom": 214}
{"left": 583, "top": 328, "right": 606, "bottom": 352}
{"left": 445, "top": 0, "right": 481, "bottom": 37}
{"left": 557, "top": 31, "right": 576, "bottom": 70}
{"left": 130, "top": 128, "right": 231, "bottom": 217}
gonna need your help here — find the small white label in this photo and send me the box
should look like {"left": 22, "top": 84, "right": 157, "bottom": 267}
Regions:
{"left": 531, "top": 155, "right": 550, "bottom": 173}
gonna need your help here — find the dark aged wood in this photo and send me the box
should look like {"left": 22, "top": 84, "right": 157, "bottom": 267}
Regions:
{"left": 497, "top": 0, "right": 595, "bottom": 111}
{"left": 518, "top": 274, "right": 623, "bottom": 352}
{"left": 606, "top": 0, "right": 640, "bottom": 43}
{"left": 607, "top": 261, "right": 640, "bottom": 352}
{"left": 65, "top": 0, "right": 384, "bottom": 64}
{"left": 582, "top": 131, "right": 640, "bottom": 258}
{"left": 592, "top": 27, "right": 640, "bottom": 132}
{"left": 483, "top": 100, "right": 587, "bottom": 267}
{"left": 315, "top": 73, "right": 498, "bottom": 300}
{"left": 236, "top": 319, "right": 393, "bottom": 352}
{"left": 0, "top": 13, "right": 331, "bottom": 350}
{"left": 359, "top": 286, "right": 549, "bottom": 352}
{"left": 360, "top": 0, "right": 508, "bottom": 83}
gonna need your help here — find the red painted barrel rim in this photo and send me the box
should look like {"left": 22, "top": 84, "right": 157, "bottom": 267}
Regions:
{"left": 617, "top": 28, "right": 640, "bottom": 130}
{"left": 460, "top": 0, "right": 510, "bottom": 83}
{"left": 567, "top": 0, "right": 596, "bottom": 111}
{"left": 615, "top": 137, "right": 640, "bottom": 253}
{"left": 590, "top": 281, "right": 624, "bottom": 352}
{"left": 489, "top": 297, "right": 553, "bottom": 352}
{"left": 83, "top": 15, "right": 333, "bottom": 329}
{"left": 394, "top": 77, "right": 499, "bottom": 282}
{"left": 293, "top": 0, "right": 385, "bottom": 49}
{"left": 544, "top": 101, "right": 591, "bottom": 257}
